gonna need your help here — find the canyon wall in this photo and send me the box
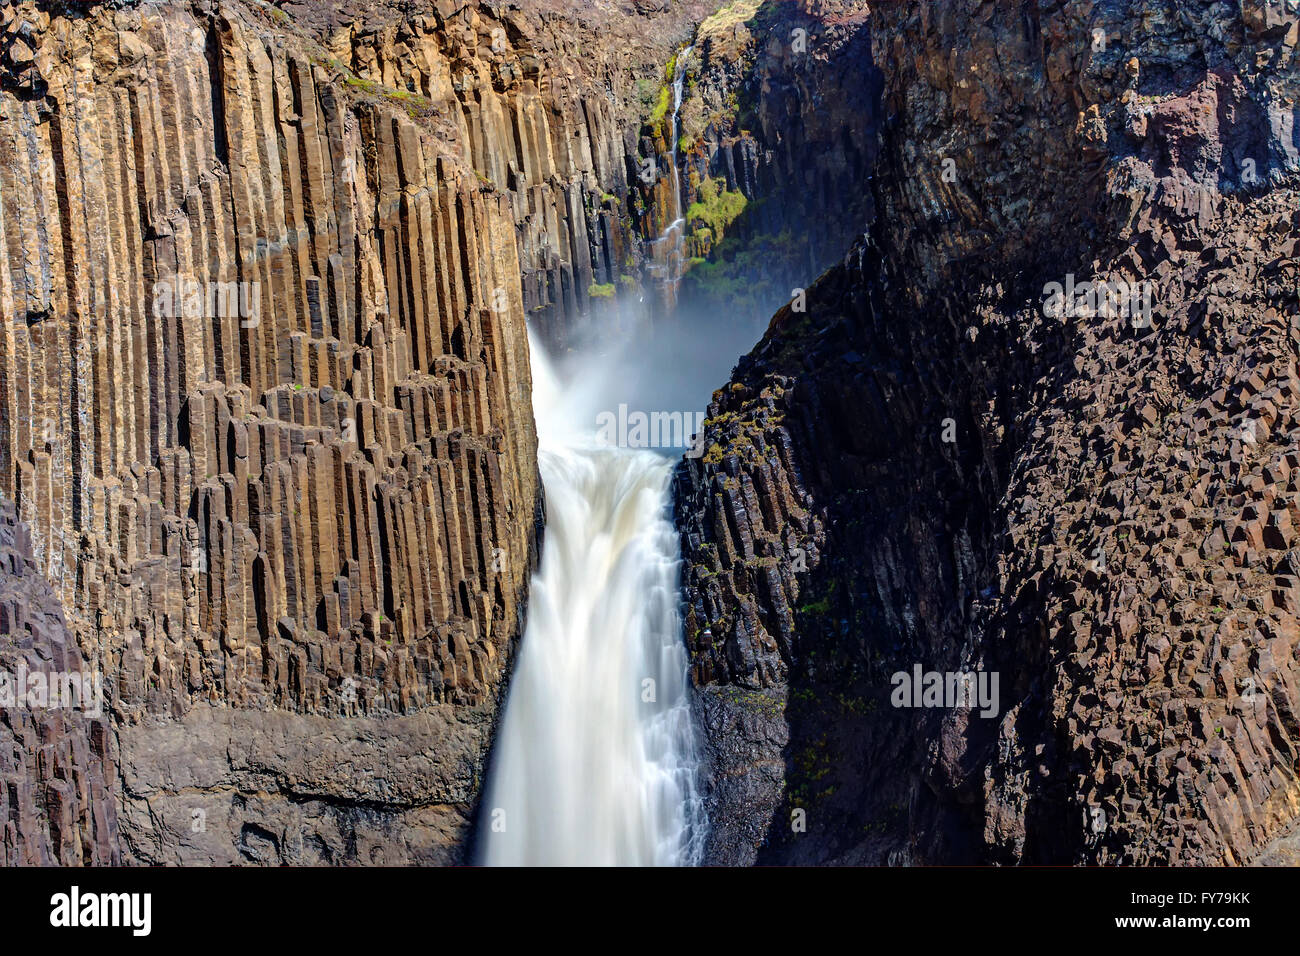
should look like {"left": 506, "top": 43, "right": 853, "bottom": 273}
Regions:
{"left": 312, "top": 0, "right": 716, "bottom": 343}
{"left": 678, "top": 0, "right": 1300, "bottom": 865}
{"left": 667, "top": 0, "right": 877, "bottom": 323}
{"left": 0, "top": 0, "right": 709, "bottom": 865}
{"left": 9, "top": 0, "right": 1294, "bottom": 871}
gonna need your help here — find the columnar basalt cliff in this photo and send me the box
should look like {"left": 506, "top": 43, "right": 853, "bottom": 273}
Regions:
{"left": 6, "top": 0, "right": 1297, "bottom": 872}
{"left": 669, "top": 0, "right": 877, "bottom": 320}
{"left": 1, "top": 498, "right": 119, "bottom": 865}
{"left": 1, "top": 0, "right": 542, "bottom": 864}
{"left": 313, "top": 0, "right": 718, "bottom": 343}
{"left": 0, "top": 0, "right": 712, "bottom": 865}
{"left": 677, "top": 0, "right": 1300, "bottom": 865}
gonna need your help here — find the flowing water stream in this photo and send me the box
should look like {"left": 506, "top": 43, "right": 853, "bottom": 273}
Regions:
{"left": 479, "top": 44, "right": 720, "bottom": 867}
{"left": 478, "top": 331, "right": 706, "bottom": 866}
{"left": 651, "top": 45, "right": 694, "bottom": 298}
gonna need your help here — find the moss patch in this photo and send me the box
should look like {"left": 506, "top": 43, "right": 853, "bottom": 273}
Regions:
{"left": 698, "top": 0, "right": 764, "bottom": 41}
{"left": 321, "top": 56, "right": 436, "bottom": 121}
{"left": 647, "top": 83, "right": 672, "bottom": 128}
{"left": 686, "top": 177, "right": 748, "bottom": 242}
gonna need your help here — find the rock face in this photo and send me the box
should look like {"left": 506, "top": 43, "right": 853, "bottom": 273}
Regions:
{"left": 7, "top": 0, "right": 1295, "bottom": 871}
{"left": 310, "top": 0, "right": 718, "bottom": 343}
{"left": 677, "top": 0, "right": 1300, "bottom": 864}
{"left": 0, "top": 0, "right": 708, "bottom": 865}
{"left": 1, "top": 498, "right": 119, "bottom": 865}
{"left": 671, "top": 0, "right": 878, "bottom": 319}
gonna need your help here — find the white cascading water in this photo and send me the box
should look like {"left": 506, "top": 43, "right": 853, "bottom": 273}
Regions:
{"left": 651, "top": 45, "right": 694, "bottom": 295}
{"left": 478, "top": 329, "right": 707, "bottom": 866}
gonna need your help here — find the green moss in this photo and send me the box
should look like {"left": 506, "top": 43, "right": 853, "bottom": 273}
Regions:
{"left": 588, "top": 282, "right": 616, "bottom": 299}
{"left": 647, "top": 84, "right": 671, "bottom": 127}
{"left": 698, "top": 0, "right": 763, "bottom": 40}
{"left": 635, "top": 78, "right": 661, "bottom": 122}
{"left": 679, "top": 225, "right": 806, "bottom": 319}
{"left": 787, "top": 733, "right": 834, "bottom": 808}
{"left": 798, "top": 596, "right": 831, "bottom": 616}
{"left": 686, "top": 177, "right": 748, "bottom": 244}
{"left": 797, "top": 579, "right": 837, "bottom": 617}
{"left": 335, "top": 66, "right": 434, "bottom": 120}
{"left": 719, "top": 686, "right": 783, "bottom": 718}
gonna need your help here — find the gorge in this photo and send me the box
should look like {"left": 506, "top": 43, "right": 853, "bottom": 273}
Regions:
{"left": 1, "top": 0, "right": 1299, "bottom": 871}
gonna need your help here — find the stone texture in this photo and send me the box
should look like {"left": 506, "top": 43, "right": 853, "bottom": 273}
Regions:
{"left": 677, "top": 0, "right": 1300, "bottom": 865}
{"left": 1, "top": 498, "right": 119, "bottom": 865}
{"left": 672, "top": 0, "right": 877, "bottom": 316}
{"left": 0, "top": 0, "right": 543, "bottom": 863}
{"left": 317, "top": 0, "right": 718, "bottom": 341}
{"left": 0, "top": 0, "right": 715, "bottom": 865}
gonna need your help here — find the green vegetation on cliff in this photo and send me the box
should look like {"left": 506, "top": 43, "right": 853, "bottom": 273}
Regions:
{"left": 647, "top": 83, "right": 672, "bottom": 127}
{"left": 682, "top": 225, "right": 806, "bottom": 318}
{"left": 698, "top": 0, "right": 764, "bottom": 40}
{"left": 686, "top": 177, "right": 749, "bottom": 243}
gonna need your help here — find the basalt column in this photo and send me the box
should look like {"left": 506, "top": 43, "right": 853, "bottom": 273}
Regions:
{"left": 676, "top": 0, "right": 1300, "bottom": 866}
{"left": 0, "top": 0, "right": 540, "bottom": 864}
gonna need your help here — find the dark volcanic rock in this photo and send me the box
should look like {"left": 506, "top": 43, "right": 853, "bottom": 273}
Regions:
{"left": 691, "top": 684, "right": 788, "bottom": 865}
{"left": 677, "top": 0, "right": 1300, "bottom": 865}
{"left": 671, "top": 0, "right": 879, "bottom": 319}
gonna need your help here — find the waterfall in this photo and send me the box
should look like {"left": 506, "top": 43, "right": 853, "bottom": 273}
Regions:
{"left": 478, "top": 329, "right": 706, "bottom": 866}
{"left": 651, "top": 45, "right": 694, "bottom": 299}
{"left": 668, "top": 46, "right": 692, "bottom": 218}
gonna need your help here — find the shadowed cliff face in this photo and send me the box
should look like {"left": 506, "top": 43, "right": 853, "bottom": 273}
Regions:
{"left": 676, "top": 0, "right": 1300, "bottom": 865}
{"left": 0, "top": 0, "right": 720, "bottom": 865}
{"left": 671, "top": 0, "right": 877, "bottom": 322}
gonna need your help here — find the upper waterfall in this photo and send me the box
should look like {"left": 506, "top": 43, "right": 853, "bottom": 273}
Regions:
{"left": 650, "top": 44, "right": 695, "bottom": 304}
